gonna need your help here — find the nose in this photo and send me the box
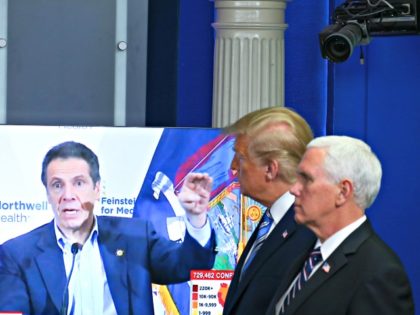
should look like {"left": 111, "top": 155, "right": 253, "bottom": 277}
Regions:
{"left": 230, "top": 156, "right": 238, "bottom": 177}
{"left": 290, "top": 181, "right": 301, "bottom": 197}
{"left": 61, "top": 185, "right": 76, "bottom": 201}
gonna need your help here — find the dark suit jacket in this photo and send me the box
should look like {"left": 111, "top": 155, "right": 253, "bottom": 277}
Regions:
{"left": 223, "top": 207, "right": 316, "bottom": 315}
{"left": 265, "top": 220, "right": 415, "bottom": 315}
{"left": 0, "top": 216, "right": 216, "bottom": 315}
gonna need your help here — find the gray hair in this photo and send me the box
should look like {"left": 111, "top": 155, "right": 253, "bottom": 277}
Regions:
{"left": 308, "top": 136, "right": 382, "bottom": 209}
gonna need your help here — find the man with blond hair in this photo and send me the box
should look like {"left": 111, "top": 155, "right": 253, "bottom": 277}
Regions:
{"left": 223, "top": 107, "right": 316, "bottom": 315}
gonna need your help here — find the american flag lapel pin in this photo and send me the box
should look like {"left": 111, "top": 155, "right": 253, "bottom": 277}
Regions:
{"left": 282, "top": 230, "right": 288, "bottom": 239}
{"left": 322, "top": 262, "right": 331, "bottom": 273}
{"left": 116, "top": 249, "right": 125, "bottom": 257}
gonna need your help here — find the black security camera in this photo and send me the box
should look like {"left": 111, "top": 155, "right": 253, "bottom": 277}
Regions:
{"left": 320, "top": 22, "right": 370, "bottom": 62}
{"left": 320, "top": 0, "right": 420, "bottom": 63}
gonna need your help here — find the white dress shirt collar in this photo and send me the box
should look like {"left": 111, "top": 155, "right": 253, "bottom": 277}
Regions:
{"left": 269, "top": 191, "right": 295, "bottom": 225}
{"left": 316, "top": 215, "right": 367, "bottom": 261}
{"left": 54, "top": 215, "right": 99, "bottom": 252}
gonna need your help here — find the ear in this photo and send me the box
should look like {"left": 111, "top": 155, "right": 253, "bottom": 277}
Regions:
{"left": 265, "top": 159, "right": 279, "bottom": 181}
{"left": 336, "top": 179, "right": 353, "bottom": 206}
{"left": 46, "top": 189, "right": 53, "bottom": 205}
{"left": 95, "top": 181, "right": 101, "bottom": 200}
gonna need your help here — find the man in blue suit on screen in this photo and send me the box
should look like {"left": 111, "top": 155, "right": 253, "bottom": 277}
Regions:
{"left": 0, "top": 141, "right": 216, "bottom": 315}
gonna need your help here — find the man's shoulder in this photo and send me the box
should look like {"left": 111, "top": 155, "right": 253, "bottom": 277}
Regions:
{"left": 1, "top": 221, "right": 52, "bottom": 252}
{"left": 97, "top": 215, "right": 146, "bottom": 224}
{"left": 343, "top": 222, "right": 407, "bottom": 272}
{"left": 360, "top": 229, "right": 405, "bottom": 264}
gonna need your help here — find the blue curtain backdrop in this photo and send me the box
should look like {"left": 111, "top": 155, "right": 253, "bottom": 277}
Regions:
{"left": 333, "top": 35, "right": 420, "bottom": 312}
{"left": 284, "top": 0, "right": 330, "bottom": 137}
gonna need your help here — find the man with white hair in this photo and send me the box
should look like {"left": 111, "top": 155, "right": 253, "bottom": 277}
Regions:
{"left": 266, "top": 135, "right": 414, "bottom": 315}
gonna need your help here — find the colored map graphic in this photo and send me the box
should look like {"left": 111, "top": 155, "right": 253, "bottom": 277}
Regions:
{"left": 217, "top": 283, "right": 229, "bottom": 307}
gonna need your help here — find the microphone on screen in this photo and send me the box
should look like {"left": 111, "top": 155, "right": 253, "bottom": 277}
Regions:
{"left": 60, "top": 243, "right": 82, "bottom": 315}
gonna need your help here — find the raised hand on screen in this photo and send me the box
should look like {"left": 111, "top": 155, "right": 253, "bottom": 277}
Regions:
{"left": 178, "top": 172, "right": 213, "bottom": 228}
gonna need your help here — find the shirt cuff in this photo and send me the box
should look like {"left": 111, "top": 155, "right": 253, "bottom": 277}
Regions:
{"left": 184, "top": 215, "right": 212, "bottom": 247}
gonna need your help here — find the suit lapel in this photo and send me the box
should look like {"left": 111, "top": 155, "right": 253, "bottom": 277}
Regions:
{"left": 241, "top": 209, "right": 297, "bottom": 283}
{"left": 283, "top": 250, "right": 348, "bottom": 315}
{"left": 230, "top": 208, "right": 298, "bottom": 310}
{"left": 97, "top": 217, "right": 129, "bottom": 315}
{"left": 223, "top": 220, "right": 258, "bottom": 314}
{"left": 284, "top": 221, "right": 374, "bottom": 315}
{"left": 35, "top": 221, "right": 67, "bottom": 313}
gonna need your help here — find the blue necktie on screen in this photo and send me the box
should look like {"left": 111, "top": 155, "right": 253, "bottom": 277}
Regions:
{"left": 241, "top": 209, "right": 274, "bottom": 276}
{"left": 279, "top": 247, "right": 322, "bottom": 314}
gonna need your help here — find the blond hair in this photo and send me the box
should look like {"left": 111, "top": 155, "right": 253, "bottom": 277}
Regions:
{"left": 225, "top": 107, "right": 313, "bottom": 184}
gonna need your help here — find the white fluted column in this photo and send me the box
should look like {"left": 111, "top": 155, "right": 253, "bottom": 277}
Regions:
{"left": 212, "top": 0, "right": 289, "bottom": 127}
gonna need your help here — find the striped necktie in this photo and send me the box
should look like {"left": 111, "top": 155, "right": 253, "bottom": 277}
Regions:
{"left": 241, "top": 209, "right": 274, "bottom": 275}
{"left": 279, "top": 247, "right": 322, "bottom": 314}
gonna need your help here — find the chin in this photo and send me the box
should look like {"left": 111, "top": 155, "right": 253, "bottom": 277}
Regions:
{"left": 63, "top": 220, "right": 83, "bottom": 229}
{"left": 294, "top": 213, "right": 305, "bottom": 225}
{"left": 62, "top": 216, "right": 86, "bottom": 228}
{"left": 239, "top": 188, "right": 249, "bottom": 197}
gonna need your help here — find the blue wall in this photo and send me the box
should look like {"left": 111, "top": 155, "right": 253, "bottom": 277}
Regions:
{"left": 333, "top": 35, "right": 420, "bottom": 311}
{"left": 147, "top": 0, "right": 214, "bottom": 127}
{"left": 284, "top": 1, "right": 330, "bottom": 137}
{"left": 176, "top": 0, "right": 214, "bottom": 127}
